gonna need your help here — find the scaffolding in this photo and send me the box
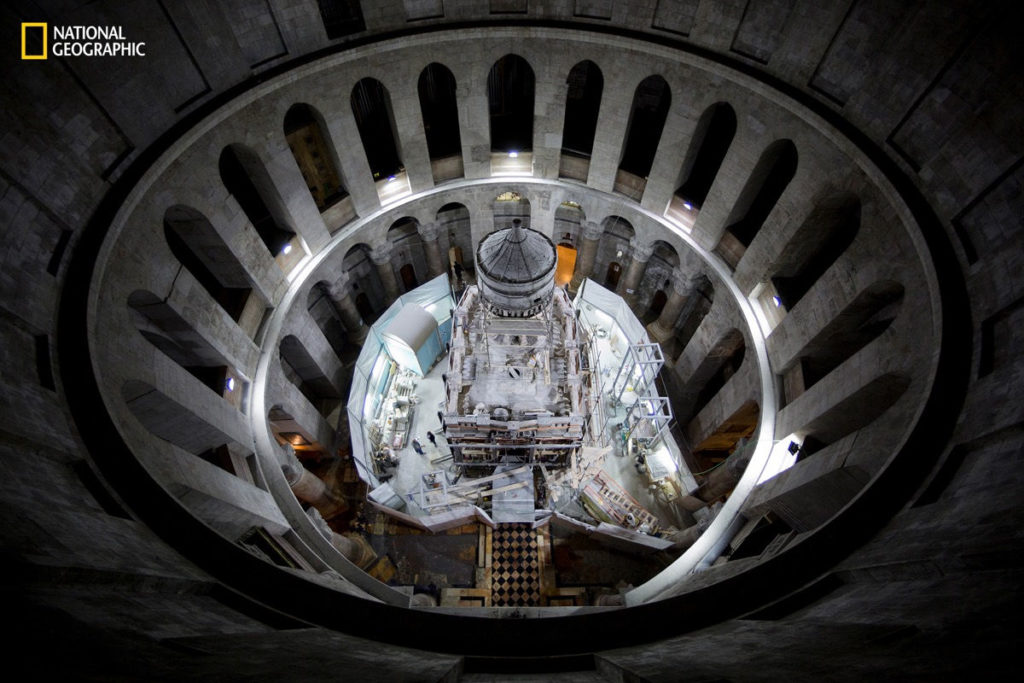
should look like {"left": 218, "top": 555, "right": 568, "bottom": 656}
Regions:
{"left": 609, "top": 342, "right": 664, "bottom": 403}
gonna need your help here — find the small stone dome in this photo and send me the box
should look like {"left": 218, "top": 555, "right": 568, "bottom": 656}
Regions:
{"left": 475, "top": 219, "right": 557, "bottom": 317}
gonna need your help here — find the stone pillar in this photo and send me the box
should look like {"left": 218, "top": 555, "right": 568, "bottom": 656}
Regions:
{"left": 370, "top": 244, "right": 401, "bottom": 303}
{"left": 646, "top": 269, "right": 693, "bottom": 344}
{"left": 569, "top": 220, "right": 604, "bottom": 292}
{"left": 327, "top": 273, "right": 368, "bottom": 344}
{"left": 619, "top": 238, "right": 654, "bottom": 309}
{"left": 417, "top": 222, "right": 446, "bottom": 278}
{"left": 306, "top": 507, "right": 376, "bottom": 569}
{"left": 280, "top": 445, "right": 347, "bottom": 519}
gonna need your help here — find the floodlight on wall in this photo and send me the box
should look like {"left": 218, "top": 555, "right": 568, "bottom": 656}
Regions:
{"left": 225, "top": 377, "right": 235, "bottom": 392}
{"left": 508, "top": 150, "right": 518, "bottom": 158}
{"left": 772, "top": 295, "right": 782, "bottom": 307}
{"left": 281, "top": 243, "right": 292, "bottom": 255}
{"left": 387, "top": 175, "right": 397, "bottom": 182}
{"left": 683, "top": 201, "right": 693, "bottom": 211}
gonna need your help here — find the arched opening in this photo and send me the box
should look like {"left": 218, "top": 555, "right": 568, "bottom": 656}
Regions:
{"left": 554, "top": 202, "right": 584, "bottom": 286}
{"left": 279, "top": 334, "right": 341, "bottom": 419}
{"left": 128, "top": 290, "right": 238, "bottom": 404}
{"left": 593, "top": 215, "right": 635, "bottom": 290}
{"left": 437, "top": 202, "right": 471, "bottom": 274}
{"left": 284, "top": 103, "right": 348, "bottom": 212}
{"left": 162, "top": 205, "right": 255, "bottom": 324}
{"left": 122, "top": 379, "right": 238, "bottom": 469}
{"left": 717, "top": 139, "right": 798, "bottom": 267}
{"left": 638, "top": 240, "right": 680, "bottom": 320}
{"left": 387, "top": 217, "right": 427, "bottom": 291}
{"left": 306, "top": 282, "right": 352, "bottom": 361}
{"left": 418, "top": 63, "right": 463, "bottom": 181}
{"left": 314, "top": 0, "right": 365, "bottom": 39}
{"left": 771, "top": 194, "right": 861, "bottom": 311}
{"left": 488, "top": 54, "right": 535, "bottom": 153}
{"left": 782, "top": 281, "right": 904, "bottom": 405}
{"left": 219, "top": 144, "right": 295, "bottom": 257}
{"left": 560, "top": 60, "right": 603, "bottom": 181}
{"left": 674, "top": 275, "right": 714, "bottom": 352}
{"left": 617, "top": 75, "right": 671, "bottom": 198}
{"left": 493, "top": 190, "right": 531, "bottom": 230}
{"left": 673, "top": 102, "right": 736, "bottom": 211}
{"left": 689, "top": 400, "right": 759, "bottom": 483}
{"left": 342, "top": 244, "right": 385, "bottom": 323}
{"left": 351, "top": 78, "right": 403, "bottom": 181}
{"left": 794, "top": 373, "right": 911, "bottom": 461}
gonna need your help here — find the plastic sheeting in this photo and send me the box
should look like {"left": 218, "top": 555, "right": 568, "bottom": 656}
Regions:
{"left": 381, "top": 303, "right": 441, "bottom": 376}
{"left": 348, "top": 275, "right": 455, "bottom": 490}
{"left": 574, "top": 278, "right": 649, "bottom": 345}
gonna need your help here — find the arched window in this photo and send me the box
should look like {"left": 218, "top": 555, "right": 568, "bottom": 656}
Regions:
{"left": 674, "top": 103, "right": 736, "bottom": 210}
{"left": 594, "top": 216, "right": 635, "bottom": 290}
{"left": 771, "top": 194, "right": 861, "bottom": 311}
{"left": 127, "top": 290, "right": 235, "bottom": 401}
{"left": 315, "top": 0, "right": 364, "bottom": 39}
{"left": 122, "top": 380, "right": 236, "bottom": 462}
{"left": 418, "top": 63, "right": 462, "bottom": 179}
{"left": 619, "top": 76, "right": 671, "bottom": 179}
{"left": 219, "top": 144, "right": 294, "bottom": 256}
{"left": 163, "top": 205, "right": 254, "bottom": 324}
{"left": 351, "top": 78, "right": 403, "bottom": 180}
{"left": 342, "top": 244, "right": 384, "bottom": 322}
{"left": 307, "top": 282, "right": 351, "bottom": 361}
{"left": 639, "top": 240, "right": 680, "bottom": 320}
{"left": 488, "top": 54, "right": 535, "bottom": 153}
{"left": 782, "top": 281, "right": 903, "bottom": 405}
{"left": 279, "top": 335, "right": 340, "bottom": 419}
{"left": 562, "top": 61, "right": 603, "bottom": 159}
{"left": 493, "top": 191, "right": 531, "bottom": 230}
{"left": 387, "top": 217, "right": 426, "bottom": 291}
{"left": 718, "top": 139, "right": 798, "bottom": 266}
{"left": 437, "top": 202, "right": 471, "bottom": 273}
{"left": 284, "top": 103, "right": 347, "bottom": 211}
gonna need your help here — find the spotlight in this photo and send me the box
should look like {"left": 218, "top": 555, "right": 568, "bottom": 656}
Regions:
{"left": 281, "top": 243, "right": 292, "bottom": 255}
{"left": 772, "top": 295, "right": 782, "bottom": 307}
{"left": 683, "top": 201, "right": 693, "bottom": 211}
{"left": 387, "top": 175, "right": 397, "bottom": 182}
{"left": 787, "top": 440, "right": 802, "bottom": 455}
{"left": 508, "top": 151, "right": 518, "bottom": 158}
{"left": 225, "top": 377, "right": 235, "bottom": 392}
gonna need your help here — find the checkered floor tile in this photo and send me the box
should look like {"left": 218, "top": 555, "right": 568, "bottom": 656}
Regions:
{"left": 490, "top": 524, "right": 541, "bottom": 607}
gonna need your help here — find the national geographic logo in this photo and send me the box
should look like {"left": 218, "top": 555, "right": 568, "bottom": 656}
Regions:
{"left": 21, "top": 23, "right": 146, "bottom": 59}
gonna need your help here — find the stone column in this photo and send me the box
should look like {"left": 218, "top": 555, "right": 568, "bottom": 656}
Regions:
{"left": 646, "top": 268, "right": 693, "bottom": 344}
{"left": 569, "top": 220, "right": 604, "bottom": 292}
{"left": 280, "top": 445, "right": 347, "bottom": 519}
{"left": 417, "top": 222, "right": 446, "bottom": 278}
{"left": 619, "top": 238, "right": 654, "bottom": 309}
{"left": 306, "top": 507, "right": 376, "bottom": 569}
{"left": 370, "top": 244, "right": 401, "bottom": 303}
{"left": 327, "top": 273, "right": 368, "bottom": 344}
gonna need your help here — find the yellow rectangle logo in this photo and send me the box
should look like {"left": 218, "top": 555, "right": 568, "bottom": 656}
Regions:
{"left": 22, "top": 23, "right": 47, "bottom": 60}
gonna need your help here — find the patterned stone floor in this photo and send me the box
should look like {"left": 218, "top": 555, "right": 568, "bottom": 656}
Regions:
{"left": 490, "top": 523, "right": 541, "bottom": 607}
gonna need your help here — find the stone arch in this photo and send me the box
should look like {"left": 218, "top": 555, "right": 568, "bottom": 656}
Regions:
{"left": 717, "top": 139, "right": 799, "bottom": 267}
{"left": 488, "top": 54, "right": 535, "bottom": 153}
{"left": 219, "top": 143, "right": 296, "bottom": 257}
{"left": 492, "top": 190, "right": 531, "bottom": 231}
{"left": 617, "top": 75, "right": 672, "bottom": 197}
{"left": 351, "top": 77, "right": 403, "bottom": 181}
{"left": 387, "top": 217, "right": 427, "bottom": 291}
{"left": 418, "top": 62, "right": 463, "bottom": 181}
{"left": 560, "top": 60, "right": 604, "bottom": 181}
{"left": 127, "top": 289, "right": 234, "bottom": 401}
{"left": 162, "top": 205, "right": 255, "bottom": 325}
{"left": 674, "top": 102, "right": 737, "bottom": 211}
{"left": 284, "top": 103, "right": 348, "bottom": 212}
{"left": 770, "top": 193, "right": 862, "bottom": 311}
{"left": 342, "top": 244, "right": 385, "bottom": 322}
{"left": 437, "top": 202, "right": 472, "bottom": 273}
{"left": 122, "top": 379, "right": 235, "bottom": 459}
{"left": 594, "top": 215, "right": 636, "bottom": 290}
{"left": 782, "top": 280, "right": 904, "bottom": 405}
{"left": 279, "top": 334, "right": 341, "bottom": 419}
